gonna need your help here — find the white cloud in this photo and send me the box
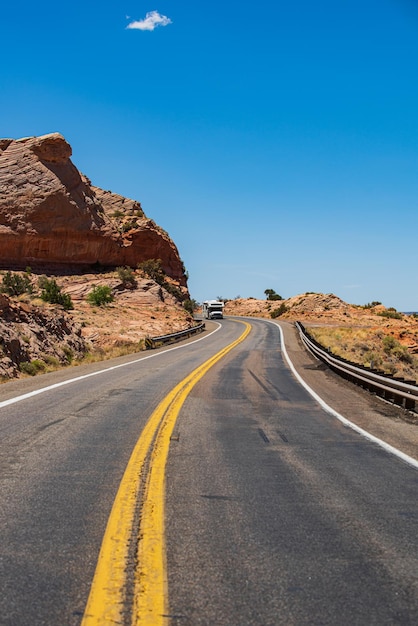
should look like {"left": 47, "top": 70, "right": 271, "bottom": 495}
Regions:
{"left": 126, "top": 11, "right": 172, "bottom": 31}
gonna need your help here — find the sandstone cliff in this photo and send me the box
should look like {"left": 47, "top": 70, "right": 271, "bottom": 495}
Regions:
{"left": 0, "top": 133, "right": 187, "bottom": 286}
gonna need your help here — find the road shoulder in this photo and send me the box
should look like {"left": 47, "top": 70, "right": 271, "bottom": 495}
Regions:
{"left": 277, "top": 320, "right": 418, "bottom": 462}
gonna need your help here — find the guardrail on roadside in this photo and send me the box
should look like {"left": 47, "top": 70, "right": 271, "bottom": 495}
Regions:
{"left": 295, "top": 321, "right": 418, "bottom": 412}
{"left": 146, "top": 322, "right": 205, "bottom": 349}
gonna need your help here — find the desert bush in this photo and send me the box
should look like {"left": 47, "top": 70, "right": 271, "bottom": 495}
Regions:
{"left": 1, "top": 271, "right": 33, "bottom": 296}
{"left": 270, "top": 303, "right": 288, "bottom": 318}
{"left": 120, "top": 220, "right": 138, "bottom": 232}
{"left": 20, "top": 359, "right": 46, "bottom": 376}
{"left": 164, "top": 283, "right": 183, "bottom": 300}
{"left": 138, "top": 259, "right": 184, "bottom": 303}
{"left": 264, "top": 288, "right": 283, "bottom": 301}
{"left": 117, "top": 266, "right": 137, "bottom": 288}
{"left": 138, "top": 259, "right": 166, "bottom": 285}
{"left": 43, "top": 355, "right": 60, "bottom": 368}
{"left": 378, "top": 309, "right": 403, "bottom": 320}
{"left": 87, "top": 285, "right": 114, "bottom": 306}
{"left": 183, "top": 299, "right": 198, "bottom": 314}
{"left": 382, "top": 361, "right": 398, "bottom": 376}
{"left": 381, "top": 335, "right": 413, "bottom": 365}
{"left": 392, "top": 346, "right": 414, "bottom": 364}
{"left": 39, "top": 278, "right": 73, "bottom": 310}
{"left": 382, "top": 335, "right": 398, "bottom": 354}
{"left": 309, "top": 326, "right": 417, "bottom": 380}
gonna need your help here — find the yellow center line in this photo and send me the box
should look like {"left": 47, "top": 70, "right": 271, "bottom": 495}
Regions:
{"left": 81, "top": 321, "right": 251, "bottom": 626}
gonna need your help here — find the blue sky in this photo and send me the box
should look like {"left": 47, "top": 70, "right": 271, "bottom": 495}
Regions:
{"left": 2, "top": 1, "right": 417, "bottom": 309}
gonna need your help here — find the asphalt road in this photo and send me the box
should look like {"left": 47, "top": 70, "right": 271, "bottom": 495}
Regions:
{"left": 1, "top": 318, "right": 418, "bottom": 625}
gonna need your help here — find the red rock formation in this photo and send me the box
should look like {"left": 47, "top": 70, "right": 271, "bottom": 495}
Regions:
{"left": 0, "top": 133, "right": 187, "bottom": 286}
{"left": 0, "top": 293, "right": 86, "bottom": 378}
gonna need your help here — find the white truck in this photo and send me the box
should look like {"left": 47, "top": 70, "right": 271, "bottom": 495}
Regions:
{"left": 202, "top": 299, "right": 224, "bottom": 320}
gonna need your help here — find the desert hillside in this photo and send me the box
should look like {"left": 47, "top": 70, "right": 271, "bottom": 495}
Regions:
{"left": 0, "top": 268, "right": 195, "bottom": 379}
{"left": 224, "top": 293, "right": 418, "bottom": 382}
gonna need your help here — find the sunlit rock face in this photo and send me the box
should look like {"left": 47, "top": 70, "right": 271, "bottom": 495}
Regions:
{"left": 0, "top": 133, "right": 187, "bottom": 286}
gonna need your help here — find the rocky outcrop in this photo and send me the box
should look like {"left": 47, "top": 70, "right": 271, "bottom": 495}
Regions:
{"left": 0, "top": 294, "right": 86, "bottom": 379}
{"left": 0, "top": 133, "right": 187, "bottom": 286}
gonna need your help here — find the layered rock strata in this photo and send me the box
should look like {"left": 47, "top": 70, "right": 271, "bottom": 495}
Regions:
{"left": 0, "top": 133, "right": 187, "bottom": 285}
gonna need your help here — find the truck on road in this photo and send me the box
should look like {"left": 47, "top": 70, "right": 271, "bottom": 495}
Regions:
{"left": 202, "top": 300, "right": 224, "bottom": 320}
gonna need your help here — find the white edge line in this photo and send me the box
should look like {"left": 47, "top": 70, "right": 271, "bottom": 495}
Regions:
{"left": 271, "top": 320, "right": 418, "bottom": 471}
{"left": 0, "top": 323, "right": 222, "bottom": 409}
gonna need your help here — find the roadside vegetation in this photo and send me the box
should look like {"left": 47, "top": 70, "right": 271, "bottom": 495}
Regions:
{"left": 87, "top": 285, "right": 114, "bottom": 306}
{"left": 138, "top": 258, "right": 184, "bottom": 301}
{"left": 1, "top": 270, "right": 74, "bottom": 310}
{"left": 308, "top": 326, "right": 418, "bottom": 381}
{"left": 38, "top": 276, "right": 74, "bottom": 310}
{"left": 0, "top": 267, "right": 196, "bottom": 380}
{"left": 1, "top": 269, "right": 33, "bottom": 296}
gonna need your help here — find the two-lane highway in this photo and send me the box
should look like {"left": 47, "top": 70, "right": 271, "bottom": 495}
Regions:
{"left": 0, "top": 320, "right": 243, "bottom": 626}
{"left": 166, "top": 319, "right": 418, "bottom": 625}
{"left": 1, "top": 318, "right": 418, "bottom": 625}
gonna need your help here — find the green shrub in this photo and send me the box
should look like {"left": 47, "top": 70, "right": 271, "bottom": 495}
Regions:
{"left": 382, "top": 335, "right": 398, "bottom": 354}
{"left": 37, "top": 275, "right": 49, "bottom": 290}
{"left": 377, "top": 309, "right": 403, "bottom": 320}
{"left": 270, "top": 303, "right": 288, "bottom": 318}
{"left": 20, "top": 359, "right": 46, "bottom": 376}
{"left": 164, "top": 283, "right": 183, "bottom": 300}
{"left": 87, "top": 285, "right": 114, "bottom": 306}
{"left": 264, "top": 288, "right": 283, "bottom": 301}
{"left": 117, "top": 266, "right": 137, "bottom": 288}
{"left": 120, "top": 220, "right": 138, "bottom": 232}
{"left": 39, "top": 278, "right": 73, "bottom": 310}
{"left": 381, "top": 335, "right": 413, "bottom": 363}
{"left": 137, "top": 259, "right": 184, "bottom": 303}
{"left": 363, "top": 351, "right": 382, "bottom": 369}
{"left": 183, "top": 299, "right": 198, "bottom": 314}
{"left": 138, "top": 259, "right": 166, "bottom": 285}
{"left": 43, "top": 355, "right": 60, "bottom": 367}
{"left": 1, "top": 271, "right": 32, "bottom": 296}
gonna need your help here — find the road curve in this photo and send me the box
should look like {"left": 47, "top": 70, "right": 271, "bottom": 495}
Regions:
{"left": 166, "top": 318, "right": 418, "bottom": 625}
{"left": 0, "top": 320, "right": 244, "bottom": 626}
{"left": 0, "top": 317, "right": 417, "bottom": 625}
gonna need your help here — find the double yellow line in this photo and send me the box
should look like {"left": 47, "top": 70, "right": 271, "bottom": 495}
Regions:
{"left": 82, "top": 321, "right": 251, "bottom": 625}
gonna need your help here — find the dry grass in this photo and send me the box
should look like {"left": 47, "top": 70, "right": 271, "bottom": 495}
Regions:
{"left": 308, "top": 326, "right": 418, "bottom": 381}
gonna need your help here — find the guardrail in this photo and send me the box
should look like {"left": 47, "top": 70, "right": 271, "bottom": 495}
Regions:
{"left": 146, "top": 322, "right": 205, "bottom": 349}
{"left": 295, "top": 321, "right": 417, "bottom": 412}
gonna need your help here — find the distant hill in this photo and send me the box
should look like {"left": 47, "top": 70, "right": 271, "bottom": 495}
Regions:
{"left": 224, "top": 293, "right": 418, "bottom": 381}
